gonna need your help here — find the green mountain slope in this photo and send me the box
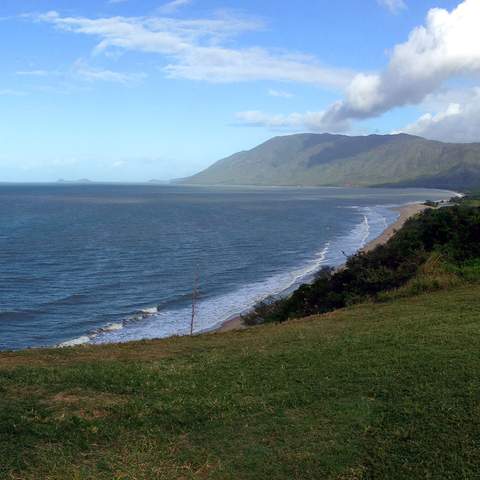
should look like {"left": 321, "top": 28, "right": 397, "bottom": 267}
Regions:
{"left": 180, "top": 133, "right": 480, "bottom": 189}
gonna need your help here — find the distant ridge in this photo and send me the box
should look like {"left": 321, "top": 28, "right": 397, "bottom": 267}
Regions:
{"left": 57, "top": 178, "right": 94, "bottom": 184}
{"left": 148, "top": 179, "right": 169, "bottom": 184}
{"left": 179, "top": 133, "right": 480, "bottom": 191}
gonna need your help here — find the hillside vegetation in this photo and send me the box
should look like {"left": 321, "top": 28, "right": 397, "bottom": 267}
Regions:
{"left": 243, "top": 205, "right": 480, "bottom": 325}
{"left": 180, "top": 133, "right": 480, "bottom": 190}
{"left": 1, "top": 202, "right": 480, "bottom": 479}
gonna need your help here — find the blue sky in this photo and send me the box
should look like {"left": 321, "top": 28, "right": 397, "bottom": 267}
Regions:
{"left": 0, "top": 0, "right": 478, "bottom": 181}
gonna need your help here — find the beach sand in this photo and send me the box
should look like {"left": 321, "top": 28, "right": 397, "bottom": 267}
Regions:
{"left": 360, "top": 203, "right": 427, "bottom": 254}
{"left": 215, "top": 203, "right": 429, "bottom": 333}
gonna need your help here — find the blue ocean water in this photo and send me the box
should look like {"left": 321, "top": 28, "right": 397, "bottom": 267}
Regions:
{"left": 0, "top": 184, "right": 453, "bottom": 350}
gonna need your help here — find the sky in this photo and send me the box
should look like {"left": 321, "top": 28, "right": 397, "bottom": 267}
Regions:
{"left": 0, "top": 0, "right": 479, "bottom": 181}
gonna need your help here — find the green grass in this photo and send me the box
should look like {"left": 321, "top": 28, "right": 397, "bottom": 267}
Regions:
{"left": 1, "top": 284, "right": 480, "bottom": 479}
{"left": 461, "top": 199, "right": 480, "bottom": 208}
{"left": 459, "top": 191, "right": 480, "bottom": 208}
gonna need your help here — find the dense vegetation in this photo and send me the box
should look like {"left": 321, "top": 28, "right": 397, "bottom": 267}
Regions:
{"left": 243, "top": 205, "right": 480, "bottom": 325}
{"left": 180, "top": 133, "right": 480, "bottom": 190}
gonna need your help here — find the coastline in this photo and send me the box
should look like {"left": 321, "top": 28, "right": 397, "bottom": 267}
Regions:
{"left": 360, "top": 203, "right": 427, "bottom": 254}
{"left": 215, "top": 202, "right": 428, "bottom": 333}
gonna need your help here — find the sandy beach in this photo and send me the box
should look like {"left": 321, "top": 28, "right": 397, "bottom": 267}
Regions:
{"left": 360, "top": 203, "right": 427, "bottom": 253}
{"left": 215, "top": 203, "right": 428, "bottom": 333}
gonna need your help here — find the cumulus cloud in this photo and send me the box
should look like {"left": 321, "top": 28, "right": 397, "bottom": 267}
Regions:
{"left": 31, "top": 1, "right": 480, "bottom": 142}
{"left": 321, "top": 0, "right": 480, "bottom": 125}
{"left": 34, "top": 10, "right": 353, "bottom": 89}
{"left": 400, "top": 88, "right": 480, "bottom": 143}
{"left": 377, "top": 0, "right": 406, "bottom": 14}
{"left": 243, "top": 0, "right": 480, "bottom": 136}
{"left": 402, "top": 103, "right": 461, "bottom": 134}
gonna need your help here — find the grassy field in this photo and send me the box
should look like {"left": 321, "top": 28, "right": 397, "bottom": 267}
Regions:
{"left": 1, "top": 282, "right": 480, "bottom": 479}
{"left": 461, "top": 198, "right": 480, "bottom": 208}
{"left": 458, "top": 191, "right": 480, "bottom": 208}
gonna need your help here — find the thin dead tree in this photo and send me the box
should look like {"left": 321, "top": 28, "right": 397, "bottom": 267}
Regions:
{"left": 190, "top": 267, "right": 199, "bottom": 336}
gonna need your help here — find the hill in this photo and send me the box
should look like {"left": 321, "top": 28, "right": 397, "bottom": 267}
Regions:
{"left": 57, "top": 179, "right": 94, "bottom": 184}
{"left": 1, "top": 285, "right": 480, "bottom": 479}
{"left": 180, "top": 133, "right": 480, "bottom": 190}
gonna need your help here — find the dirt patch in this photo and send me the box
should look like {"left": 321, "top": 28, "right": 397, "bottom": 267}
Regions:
{"left": 0, "top": 340, "right": 184, "bottom": 370}
{"left": 47, "top": 389, "right": 128, "bottom": 420}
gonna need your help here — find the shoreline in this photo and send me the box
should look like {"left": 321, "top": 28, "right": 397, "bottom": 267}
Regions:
{"left": 360, "top": 203, "right": 427, "bottom": 254}
{"left": 52, "top": 203, "right": 430, "bottom": 348}
{"left": 215, "top": 202, "right": 428, "bottom": 333}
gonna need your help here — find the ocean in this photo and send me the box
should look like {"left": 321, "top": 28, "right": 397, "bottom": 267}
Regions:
{"left": 0, "top": 184, "right": 453, "bottom": 350}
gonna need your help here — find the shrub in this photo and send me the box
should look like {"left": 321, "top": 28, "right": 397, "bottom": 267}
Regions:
{"left": 246, "top": 205, "right": 480, "bottom": 325}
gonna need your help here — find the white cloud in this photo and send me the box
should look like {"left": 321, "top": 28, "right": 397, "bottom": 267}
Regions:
{"left": 315, "top": 0, "right": 480, "bottom": 128}
{"left": 72, "top": 59, "right": 145, "bottom": 84}
{"left": 377, "top": 0, "right": 406, "bottom": 14}
{"left": 164, "top": 47, "right": 353, "bottom": 86}
{"left": 402, "top": 103, "right": 461, "bottom": 135}
{"left": 236, "top": 108, "right": 348, "bottom": 133}
{"left": 32, "top": 2, "right": 480, "bottom": 144}
{"left": 16, "top": 70, "right": 51, "bottom": 76}
{"left": 16, "top": 60, "right": 144, "bottom": 86}
{"left": 234, "top": 0, "right": 480, "bottom": 140}
{"left": 34, "top": 10, "right": 353, "bottom": 89}
{"left": 112, "top": 160, "right": 127, "bottom": 167}
{"left": 157, "top": 0, "right": 193, "bottom": 14}
{"left": 268, "top": 89, "right": 293, "bottom": 98}
{"left": 399, "top": 88, "right": 480, "bottom": 143}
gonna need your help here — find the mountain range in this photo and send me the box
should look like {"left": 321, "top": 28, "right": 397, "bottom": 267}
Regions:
{"left": 179, "top": 133, "right": 480, "bottom": 191}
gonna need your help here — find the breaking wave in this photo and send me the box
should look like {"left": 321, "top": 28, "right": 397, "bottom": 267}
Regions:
{"left": 58, "top": 205, "right": 398, "bottom": 347}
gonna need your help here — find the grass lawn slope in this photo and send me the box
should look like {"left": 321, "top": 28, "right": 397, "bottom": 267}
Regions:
{"left": 1, "top": 282, "right": 480, "bottom": 479}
